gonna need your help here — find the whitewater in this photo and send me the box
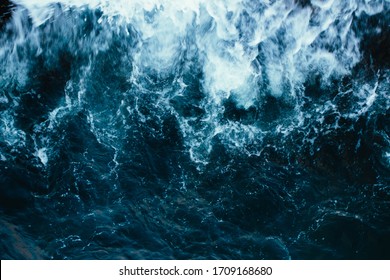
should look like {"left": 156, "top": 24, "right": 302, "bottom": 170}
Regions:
{"left": 0, "top": 0, "right": 389, "bottom": 259}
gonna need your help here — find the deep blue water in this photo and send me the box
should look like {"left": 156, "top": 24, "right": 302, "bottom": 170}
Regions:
{"left": 0, "top": 0, "right": 389, "bottom": 259}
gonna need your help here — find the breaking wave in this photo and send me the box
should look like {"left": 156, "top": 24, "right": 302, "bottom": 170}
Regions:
{"left": 0, "top": 0, "right": 389, "bottom": 259}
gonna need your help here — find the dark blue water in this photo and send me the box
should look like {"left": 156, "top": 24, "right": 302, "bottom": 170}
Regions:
{"left": 0, "top": 0, "right": 389, "bottom": 259}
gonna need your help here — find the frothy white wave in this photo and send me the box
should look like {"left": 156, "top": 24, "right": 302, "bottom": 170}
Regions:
{"left": 11, "top": 0, "right": 384, "bottom": 96}
{"left": 2, "top": 0, "right": 389, "bottom": 164}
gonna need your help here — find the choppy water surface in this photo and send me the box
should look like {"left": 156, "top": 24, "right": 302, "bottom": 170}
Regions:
{"left": 0, "top": 0, "right": 389, "bottom": 259}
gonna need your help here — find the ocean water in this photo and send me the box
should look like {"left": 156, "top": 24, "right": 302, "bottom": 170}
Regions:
{"left": 0, "top": 0, "right": 389, "bottom": 259}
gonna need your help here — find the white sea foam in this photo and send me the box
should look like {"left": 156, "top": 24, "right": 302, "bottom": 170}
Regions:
{"left": 11, "top": 0, "right": 380, "bottom": 97}
{"left": 0, "top": 115, "right": 26, "bottom": 148}
{"left": 3, "top": 0, "right": 389, "bottom": 164}
{"left": 36, "top": 148, "right": 49, "bottom": 166}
